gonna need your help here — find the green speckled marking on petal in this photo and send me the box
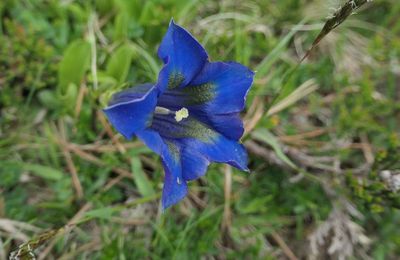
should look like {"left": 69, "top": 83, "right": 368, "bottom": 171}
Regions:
{"left": 164, "top": 140, "right": 180, "bottom": 161}
{"left": 152, "top": 114, "right": 218, "bottom": 143}
{"left": 180, "top": 83, "right": 216, "bottom": 105}
{"left": 180, "top": 118, "right": 217, "bottom": 143}
{"left": 168, "top": 72, "right": 184, "bottom": 89}
{"left": 162, "top": 82, "right": 216, "bottom": 106}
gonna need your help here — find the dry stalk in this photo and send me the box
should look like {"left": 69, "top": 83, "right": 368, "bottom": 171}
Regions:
{"left": 270, "top": 231, "right": 299, "bottom": 260}
{"left": 58, "top": 120, "right": 84, "bottom": 199}
{"left": 302, "top": 0, "right": 373, "bottom": 61}
{"left": 222, "top": 165, "right": 233, "bottom": 232}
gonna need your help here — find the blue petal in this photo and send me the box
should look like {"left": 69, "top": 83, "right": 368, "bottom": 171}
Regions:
{"left": 189, "top": 111, "right": 244, "bottom": 141}
{"left": 136, "top": 129, "right": 188, "bottom": 209}
{"left": 158, "top": 139, "right": 186, "bottom": 210}
{"left": 156, "top": 62, "right": 253, "bottom": 140}
{"left": 157, "top": 62, "right": 253, "bottom": 114}
{"left": 188, "top": 61, "right": 254, "bottom": 113}
{"left": 136, "top": 128, "right": 165, "bottom": 155}
{"left": 181, "top": 148, "right": 209, "bottom": 181}
{"left": 156, "top": 20, "right": 208, "bottom": 92}
{"left": 108, "top": 83, "right": 155, "bottom": 106}
{"left": 181, "top": 134, "right": 249, "bottom": 171}
{"left": 150, "top": 114, "right": 249, "bottom": 171}
{"left": 162, "top": 160, "right": 187, "bottom": 210}
{"left": 103, "top": 84, "right": 158, "bottom": 139}
{"left": 136, "top": 128, "right": 182, "bottom": 179}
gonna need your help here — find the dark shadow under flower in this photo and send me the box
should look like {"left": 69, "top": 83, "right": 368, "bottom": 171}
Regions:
{"left": 103, "top": 20, "right": 254, "bottom": 210}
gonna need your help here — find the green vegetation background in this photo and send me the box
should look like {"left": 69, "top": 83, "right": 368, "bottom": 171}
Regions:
{"left": 1, "top": 0, "right": 399, "bottom": 259}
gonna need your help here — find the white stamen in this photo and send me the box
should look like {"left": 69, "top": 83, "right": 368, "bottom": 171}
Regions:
{"left": 155, "top": 106, "right": 189, "bottom": 122}
{"left": 155, "top": 106, "right": 172, "bottom": 115}
{"left": 175, "top": 107, "right": 189, "bottom": 122}
{"left": 177, "top": 177, "right": 182, "bottom": 184}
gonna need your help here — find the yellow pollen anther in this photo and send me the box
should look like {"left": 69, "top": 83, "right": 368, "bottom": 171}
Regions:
{"left": 175, "top": 108, "right": 189, "bottom": 122}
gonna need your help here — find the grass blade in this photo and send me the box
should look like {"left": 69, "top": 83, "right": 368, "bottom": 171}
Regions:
{"left": 302, "top": 0, "right": 373, "bottom": 61}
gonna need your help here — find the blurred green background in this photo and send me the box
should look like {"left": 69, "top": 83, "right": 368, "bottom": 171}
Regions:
{"left": 1, "top": 0, "right": 399, "bottom": 259}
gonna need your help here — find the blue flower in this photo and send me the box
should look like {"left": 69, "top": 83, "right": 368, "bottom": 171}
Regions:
{"left": 103, "top": 20, "right": 254, "bottom": 210}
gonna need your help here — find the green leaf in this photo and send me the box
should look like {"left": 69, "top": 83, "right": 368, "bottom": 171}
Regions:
{"left": 138, "top": 2, "right": 156, "bottom": 24}
{"left": 128, "top": 146, "right": 153, "bottom": 156}
{"left": 252, "top": 129, "right": 298, "bottom": 170}
{"left": 38, "top": 90, "right": 59, "bottom": 109}
{"left": 106, "top": 44, "right": 134, "bottom": 83}
{"left": 113, "top": 12, "right": 129, "bottom": 41}
{"left": 21, "top": 163, "right": 64, "bottom": 181}
{"left": 83, "top": 207, "right": 118, "bottom": 221}
{"left": 255, "top": 19, "right": 306, "bottom": 77}
{"left": 131, "top": 157, "right": 155, "bottom": 197}
{"left": 59, "top": 83, "right": 78, "bottom": 111}
{"left": 95, "top": 0, "right": 115, "bottom": 15}
{"left": 58, "top": 39, "right": 91, "bottom": 93}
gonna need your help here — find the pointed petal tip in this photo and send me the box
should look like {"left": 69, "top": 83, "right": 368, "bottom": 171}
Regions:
{"left": 249, "top": 68, "right": 256, "bottom": 77}
{"left": 244, "top": 167, "right": 251, "bottom": 173}
{"left": 233, "top": 163, "right": 250, "bottom": 172}
{"left": 161, "top": 203, "right": 168, "bottom": 212}
{"left": 101, "top": 108, "right": 129, "bottom": 140}
{"left": 167, "top": 18, "right": 180, "bottom": 33}
{"left": 161, "top": 185, "right": 188, "bottom": 211}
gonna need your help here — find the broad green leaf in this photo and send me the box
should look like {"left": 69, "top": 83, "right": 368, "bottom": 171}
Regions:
{"left": 38, "top": 90, "right": 59, "bottom": 109}
{"left": 252, "top": 129, "right": 298, "bottom": 170}
{"left": 21, "top": 163, "right": 64, "bottom": 181}
{"left": 96, "top": 72, "right": 118, "bottom": 90}
{"left": 138, "top": 2, "right": 155, "bottom": 24}
{"left": 58, "top": 39, "right": 91, "bottom": 93}
{"left": 131, "top": 157, "right": 155, "bottom": 197}
{"left": 113, "top": 12, "right": 129, "bottom": 41}
{"left": 113, "top": 12, "right": 143, "bottom": 41}
{"left": 59, "top": 83, "right": 78, "bottom": 111}
{"left": 106, "top": 44, "right": 134, "bottom": 83}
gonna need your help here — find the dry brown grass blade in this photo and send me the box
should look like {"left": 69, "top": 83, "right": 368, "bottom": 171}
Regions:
{"left": 57, "top": 139, "right": 133, "bottom": 179}
{"left": 302, "top": 0, "right": 372, "bottom": 61}
{"left": 58, "top": 120, "right": 83, "bottom": 199}
{"left": 37, "top": 203, "right": 93, "bottom": 260}
{"left": 58, "top": 120, "right": 84, "bottom": 199}
{"left": 0, "top": 219, "right": 42, "bottom": 243}
{"left": 270, "top": 231, "right": 299, "bottom": 260}
{"left": 58, "top": 240, "right": 102, "bottom": 260}
{"left": 266, "top": 79, "right": 318, "bottom": 116}
{"left": 278, "top": 128, "right": 329, "bottom": 143}
{"left": 222, "top": 165, "right": 232, "bottom": 232}
{"left": 69, "top": 142, "right": 142, "bottom": 153}
{"left": 360, "top": 133, "right": 374, "bottom": 164}
{"left": 74, "top": 84, "right": 88, "bottom": 118}
{"left": 0, "top": 237, "right": 5, "bottom": 260}
{"left": 244, "top": 97, "right": 264, "bottom": 136}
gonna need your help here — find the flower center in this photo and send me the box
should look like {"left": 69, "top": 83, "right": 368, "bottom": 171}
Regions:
{"left": 155, "top": 106, "right": 189, "bottom": 122}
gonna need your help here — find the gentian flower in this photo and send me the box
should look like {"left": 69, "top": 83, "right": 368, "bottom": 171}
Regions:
{"left": 103, "top": 20, "right": 254, "bottom": 210}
